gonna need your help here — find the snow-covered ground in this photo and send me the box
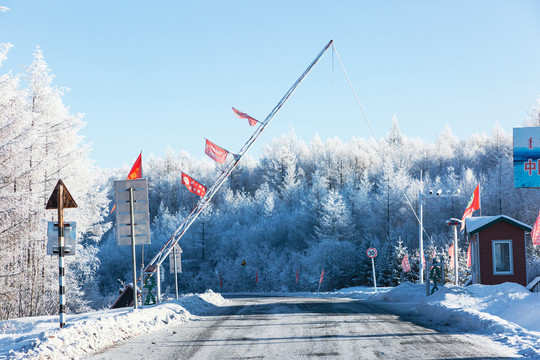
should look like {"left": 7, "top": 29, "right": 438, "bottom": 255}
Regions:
{"left": 1, "top": 283, "right": 539, "bottom": 359}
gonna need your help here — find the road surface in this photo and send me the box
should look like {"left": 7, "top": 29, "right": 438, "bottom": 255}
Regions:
{"left": 87, "top": 296, "right": 517, "bottom": 359}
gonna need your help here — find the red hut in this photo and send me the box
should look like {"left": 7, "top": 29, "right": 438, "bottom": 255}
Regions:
{"left": 465, "top": 215, "right": 531, "bottom": 286}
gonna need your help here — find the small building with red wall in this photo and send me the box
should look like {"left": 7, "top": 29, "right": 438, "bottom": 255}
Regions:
{"left": 465, "top": 215, "right": 531, "bottom": 286}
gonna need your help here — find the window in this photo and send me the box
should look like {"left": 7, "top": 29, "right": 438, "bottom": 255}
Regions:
{"left": 492, "top": 240, "right": 513, "bottom": 275}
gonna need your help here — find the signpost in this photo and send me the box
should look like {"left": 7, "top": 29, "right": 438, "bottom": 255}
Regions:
{"left": 169, "top": 244, "right": 182, "bottom": 300}
{"left": 366, "top": 247, "right": 378, "bottom": 292}
{"left": 241, "top": 259, "right": 246, "bottom": 292}
{"left": 46, "top": 179, "right": 77, "bottom": 328}
{"left": 114, "top": 179, "right": 151, "bottom": 309}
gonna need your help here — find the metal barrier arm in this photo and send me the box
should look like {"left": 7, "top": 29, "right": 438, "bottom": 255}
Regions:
{"left": 146, "top": 40, "right": 334, "bottom": 271}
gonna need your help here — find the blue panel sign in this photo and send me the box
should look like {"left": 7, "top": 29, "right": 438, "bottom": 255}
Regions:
{"left": 514, "top": 127, "right": 540, "bottom": 188}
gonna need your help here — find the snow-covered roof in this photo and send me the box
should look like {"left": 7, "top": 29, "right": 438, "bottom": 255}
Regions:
{"left": 465, "top": 215, "right": 532, "bottom": 236}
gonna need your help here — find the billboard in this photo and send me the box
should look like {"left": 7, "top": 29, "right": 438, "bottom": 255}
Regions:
{"left": 514, "top": 127, "right": 540, "bottom": 188}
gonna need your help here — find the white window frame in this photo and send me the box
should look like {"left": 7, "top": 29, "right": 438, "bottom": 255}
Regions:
{"left": 492, "top": 240, "right": 513, "bottom": 275}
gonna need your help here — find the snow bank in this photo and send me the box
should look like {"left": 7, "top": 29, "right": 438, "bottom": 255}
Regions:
{"left": 0, "top": 290, "right": 227, "bottom": 360}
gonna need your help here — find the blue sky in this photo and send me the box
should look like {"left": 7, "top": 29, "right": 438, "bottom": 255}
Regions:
{"left": 1, "top": 1, "right": 540, "bottom": 169}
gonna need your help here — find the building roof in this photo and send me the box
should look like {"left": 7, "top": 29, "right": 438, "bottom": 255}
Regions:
{"left": 465, "top": 215, "right": 532, "bottom": 236}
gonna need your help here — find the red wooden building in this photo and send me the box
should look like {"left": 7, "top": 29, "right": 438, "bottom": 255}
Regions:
{"left": 465, "top": 215, "right": 531, "bottom": 286}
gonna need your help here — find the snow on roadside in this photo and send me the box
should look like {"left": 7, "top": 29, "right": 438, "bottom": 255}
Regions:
{"left": 331, "top": 282, "right": 540, "bottom": 358}
{"left": 0, "top": 290, "right": 228, "bottom": 360}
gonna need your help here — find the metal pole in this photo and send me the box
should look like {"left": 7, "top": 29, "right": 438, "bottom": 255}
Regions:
{"left": 453, "top": 225, "right": 459, "bottom": 285}
{"left": 57, "top": 184, "right": 66, "bottom": 328}
{"left": 129, "top": 187, "right": 138, "bottom": 309}
{"left": 371, "top": 257, "right": 377, "bottom": 292}
{"left": 425, "top": 255, "right": 430, "bottom": 296}
{"left": 173, "top": 245, "right": 179, "bottom": 300}
{"left": 419, "top": 189, "right": 424, "bottom": 284}
{"left": 156, "top": 265, "right": 161, "bottom": 303}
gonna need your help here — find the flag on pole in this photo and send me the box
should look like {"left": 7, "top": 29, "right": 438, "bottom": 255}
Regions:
{"left": 232, "top": 107, "right": 258, "bottom": 127}
{"left": 296, "top": 268, "right": 299, "bottom": 285}
{"left": 401, "top": 254, "right": 411, "bottom": 272}
{"left": 448, "top": 243, "right": 455, "bottom": 269}
{"left": 181, "top": 172, "right": 207, "bottom": 197}
{"left": 466, "top": 243, "right": 471, "bottom": 267}
{"left": 127, "top": 152, "right": 143, "bottom": 180}
{"left": 111, "top": 152, "right": 143, "bottom": 214}
{"left": 205, "top": 139, "right": 228, "bottom": 164}
{"left": 460, "top": 183, "right": 480, "bottom": 231}
{"left": 531, "top": 210, "right": 540, "bottom": 246}
{"left": 319, "top": 268, "right": 325, "bottom": 284}
{"left": 255, "top": 270, "right": 259, "bottom": 284}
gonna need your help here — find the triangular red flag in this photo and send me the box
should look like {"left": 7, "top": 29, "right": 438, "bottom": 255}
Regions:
{"left": 127, "top": 152, "right": 142, "bottom": 180}
{"left": 461, "top": 183, "right": 480, "bottom": 231}
{"left": 319, "top": 268, "right": 325, "bottom": 285}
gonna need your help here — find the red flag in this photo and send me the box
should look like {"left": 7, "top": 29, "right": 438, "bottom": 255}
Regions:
{"left": 181, "top": 172, "right": 207, "bottom": 197}
{"left": 255, "top": 270, "right": 258, "bottom": 284}
{"left": 467, "top": 243, "right": 472, "bottom": 267}
{"left": 296, "top": 268, "right": 299, "bottom": 285}
{"left": 531, "top": 210, "right": 540, "bottom": 246}
{"left": 111, "top": 152, "right": 142, "bottom": 214}
{"left": 460, "top": 184, "right": 480, "bottom": 231}
{"left": 220, "top": 274, "right": 223, "bottom": 289}
{"left": 319, "top": 268, "right": 324, "bottom": 285}
{"left": 401, "top": 254, "right": 411, "bottom": 272}
{"left": 205, "top": 139, "right": 228, "bottom": 164}
{"left": 448, "top": 243, "right": 455, "bottom": 269}
{"left": 232, "top": 107, "right": 258, "bottom": 127}
{"left": 127, "top": 152, "right": 142, "bottom": 180}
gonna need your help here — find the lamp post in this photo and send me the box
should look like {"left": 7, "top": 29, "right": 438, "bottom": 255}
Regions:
{"left": 419, "top": 189, "right": 461, "bottom": 284}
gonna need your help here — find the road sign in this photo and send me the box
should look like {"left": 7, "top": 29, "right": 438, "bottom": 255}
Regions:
{"left": 47, "top": 222, "right": 76, "bottom": 256}
{"left": 366, "top": 248, "right": 377, "bottom": 258}
{"left": 169, "top": 244, "right": 183, "bottom": 274}
{"left": 241, "top": 260, "right": 247, "bottom": 266}
{"left": 46, "top": 180, "right": 78, "bottom": 209}
{"left": 114, "top": 179, "right": 151, "bottom": 246}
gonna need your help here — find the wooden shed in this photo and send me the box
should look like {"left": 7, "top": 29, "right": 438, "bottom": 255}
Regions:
{"left": 465, "top": 215, "right": 531, "bottom": 286}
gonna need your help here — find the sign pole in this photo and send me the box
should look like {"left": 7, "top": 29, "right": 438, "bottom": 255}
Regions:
{"left": 57, "top": 184, "right": 66, "bottom": 328}
{"left": 366, "top": 247, "right": 378, "bottom": 292}
{"left": 173, "top": 245, "right": 179, "bottom": 300}
{"left": 453, "top": 225, "right": 459, "bottom": 285}
{"left": 129, "top": 187, "right": 138, "bottom": 309}
{"left": 46, "top": 179, "right": 77, "bottom": 328}
{"left": 371, "top": 257, "right": 377, "bottom": 292}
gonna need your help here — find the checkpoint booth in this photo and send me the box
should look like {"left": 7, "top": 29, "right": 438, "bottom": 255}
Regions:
{"left": 465, "top": 215, "right": 531, "bottom": 286}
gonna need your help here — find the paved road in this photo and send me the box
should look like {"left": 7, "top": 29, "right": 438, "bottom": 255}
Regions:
{"left": 88, "top": 296, "right": 517, "bottom": 359}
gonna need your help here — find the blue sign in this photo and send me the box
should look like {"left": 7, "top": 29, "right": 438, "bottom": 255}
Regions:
{"left": 514, "top": 127, "right": 540, "bottom": 188}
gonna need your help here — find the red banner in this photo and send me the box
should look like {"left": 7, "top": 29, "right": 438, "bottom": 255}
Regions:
{"left": 448, "top": 243, "right": 455, "bottom": 269}
{"left": 319, "top": 268, "right": 324, "bottom": 284}
{"left": 205, "top": 139, "right": 228, "bottom": 164}
{"left": 296, "top": 268, "right": 299, "bottom": 285}
{"left": 181, "top": 172, "right": 207, "bottom": 197}
{"left": 401, "top": 254, "right": 411, "bottom": 272}
{"left": 232, "top": 107, "right": 258, "bottom": 127}
{"left": 531, "top": 210, "right": 540, "bottom": 246}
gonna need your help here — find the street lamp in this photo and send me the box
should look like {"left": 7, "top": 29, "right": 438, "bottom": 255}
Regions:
{"left": 446, "top": 218, "right": 461, "bottom": 285}
{"left": 419, "top": 188, "right": 461, "bottom": 284}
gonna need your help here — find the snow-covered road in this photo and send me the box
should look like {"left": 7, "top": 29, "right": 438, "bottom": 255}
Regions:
{"left": 86, "top": 295, "right": 518, "bottom": 359}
